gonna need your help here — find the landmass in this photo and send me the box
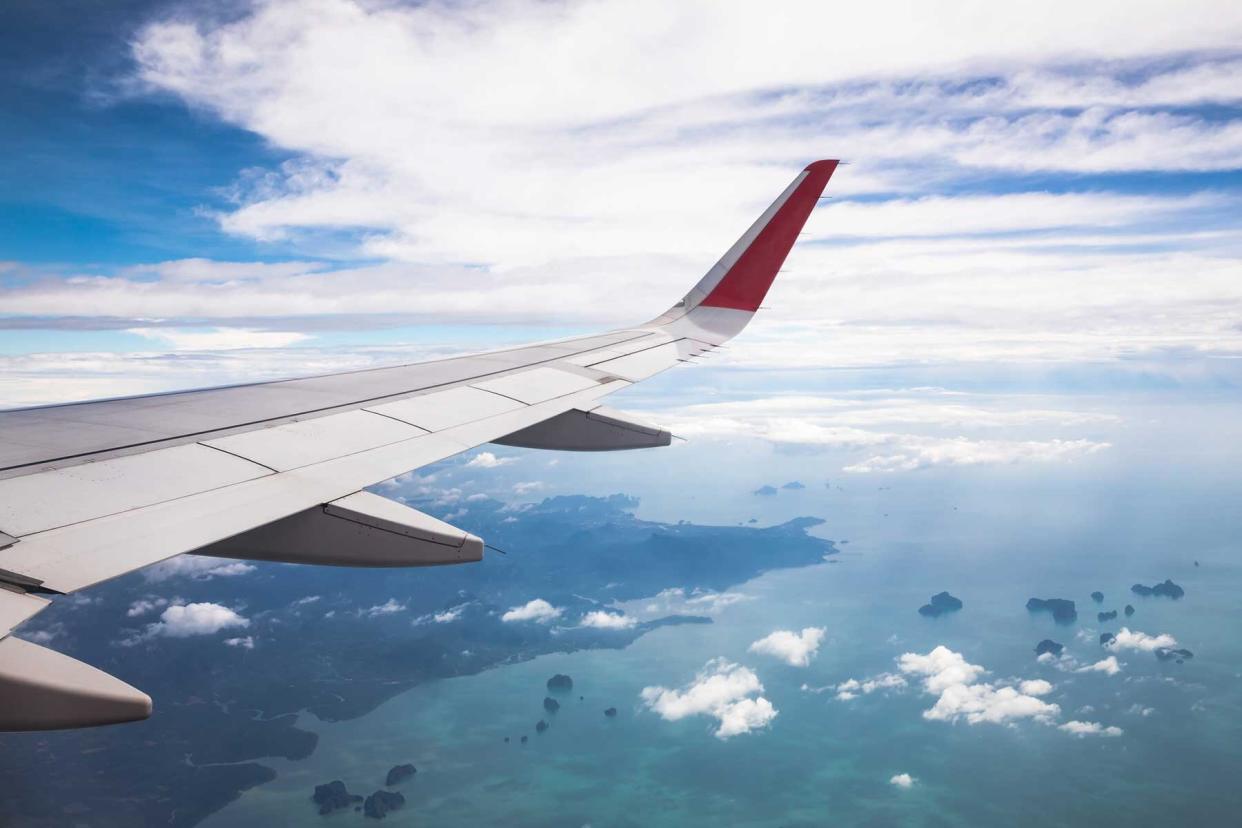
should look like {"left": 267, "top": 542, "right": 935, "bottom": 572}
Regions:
{"left": 543, "top": 697, "right": 560, "bottom": 714}
{"left": 535, "top": 720, "right": 549, "bottom": 733}
{"left": 1026, "top": 597, "right": 1078, "bottom": 623}
{"left": 1100, "top": 632, "right": 1117, "bottom": 646}
{"left": 0, "top": 492, "right": 836, "bottom": 827}
{"left": 753, "top": 485, "right": 778, "bottom": 496}
{"left": 312, "top": 781, "right": 362, "bottom": 816}
{"left": 547, "top": 674, "right": 573, "bottom": 692}
{"left": 1097, "top": 610, "right": 1117, "bottom": 622}
{"left": 384, "top": 764, "right": 416, "bottom": 787}
{"left": 1034, "top": 639, "right": 1063, "bottom": 657}
{"left": 782, "top": 481, "right": 806, "bottom": 490}
{"left": 1124, "top": 604, "right": 1135, "bottom": 616}
{"left": 1131, "top": 580, "right": 1185, "bottom": 598}
{"left": 1090, "top": 591, "right": 1104, "bottom": 603}
{"left": 605, "top": 707, "right": 618, "bottom": 718}
{"left": 1155, "top": 647, "right": 1194, "bottom": 663}
{"left": 918, "top": 592, "right": 964, "bottom": 618}
{"left": 363, "top": 790, "right": 405, "bottom": 819}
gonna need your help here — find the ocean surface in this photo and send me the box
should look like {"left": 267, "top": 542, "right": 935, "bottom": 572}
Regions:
{"left": 200, "top": 431, "right": 1242, "bottom": 827}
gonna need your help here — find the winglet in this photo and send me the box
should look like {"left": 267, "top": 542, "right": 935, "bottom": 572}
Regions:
{"left": 693, "top": 159, "right": 838, "bottom": 313}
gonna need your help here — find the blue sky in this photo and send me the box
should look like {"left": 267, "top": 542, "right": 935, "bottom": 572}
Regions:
{"left": 3, "top": 0, "right": 1242, "bottom": 473}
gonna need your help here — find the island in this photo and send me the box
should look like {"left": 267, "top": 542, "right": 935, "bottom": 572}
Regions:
{"left": 385, "top": 764, "right": 416, "bottom": 787}
{"left": 535, "top": 720, "right": 549, "bottom": 733}
{"left": 543, "top": 697, "right": 560, "bottom": 714}
{"left": 1100, "top": 632, "right": 1116, "bottom": 646}
{"left": 1155, "top": 647, "right": 1194, "bottom": 662}
{"left": 547, "top": 674, "right": 574, "bottom": 693}
{"left": 363, "top": 790, "right": 405, "bottom": 819}
{"left": 1097, "top": 610, "right": 1117, "bottom": 622}
{"left": 1131, "top": 579, "right": 1185, "bottom": 598}
{"left": 918, "top": 592, "right": 964, "bottom": 617}
{"left": 1091, "top": 591, "right": 1104, "bottom": 603}
{"left": 1124, "top": 604, "right": 1135, "bottom": 616}
{"left": 312, "top": 781, "right": 362, "bottom": 815}
{"left": 753, "top": 485, "right": 778, "bottom": 496}
{"left": 1027, "top": 597, "right": 1077, "bottom": 623}
{"left": 1034, "top": 639, "right": 1063, "bottom": 657}
{"left": 604, "top": 707, "right": 618, "bottom": 718}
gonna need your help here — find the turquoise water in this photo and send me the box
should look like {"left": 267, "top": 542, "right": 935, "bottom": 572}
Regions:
{"left": 202, "top": 458, "right": 1242, "bottom": 827}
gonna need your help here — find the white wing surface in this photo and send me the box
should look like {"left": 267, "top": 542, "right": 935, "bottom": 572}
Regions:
{"left": 0, "top": 160, "right": 839, "bottom": 729}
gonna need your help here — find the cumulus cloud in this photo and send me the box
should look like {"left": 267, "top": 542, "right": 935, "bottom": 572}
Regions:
{"left": 512, "top": 481, "right": 544, "bottom": 496}
{"left": 890, "top": 773, "right": 916, "bottom": 789}
{"left": 748, "top": 627, "right": 826, "bottom": 667}
{"left": 126, "top": 597, "right": 169, "bottom": 617}
{"left": 465, "top": 451, "right": 515, "bottom": 469}
{"left": 834, "top": 672, "right": 908, "bottom": 701}
{"left": 143, "top": 555, "right": 255, "bottom": 582}
{"left": 899, "top": 646, "right": 1059, "bottom": 726}
{"left": 641, "top": 658, "right": 777, "bottom": 739}
{"left": 1059, "top": 720, "right": 1124, "bottom": 737}
{"left": 139, "top": 602, "right": 250, "bottom": 639}
{"left": 1076, "top": 656, "right": 1123, "bottom": 676}
{"left": 580, "top": 610, "right": 639, "bottom": 630}
{"left": 360, "top": 598, "right": 406, "bottom": 617}
{"left": 1107, "top": 628, "right": 1179, "bottom": 652}
{"left": 501, "top": 599, "right": 562, "bottom": 623}
{"left": 224, "top": 636, "right": 255, "bottom": 649}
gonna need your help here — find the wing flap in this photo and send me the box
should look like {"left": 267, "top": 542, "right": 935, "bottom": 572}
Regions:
{"left": 198, "top": 491, "right": 483, "bottom": 567}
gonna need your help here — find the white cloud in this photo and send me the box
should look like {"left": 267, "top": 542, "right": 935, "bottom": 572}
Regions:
{"left": 501, "top": 598, "right": 562, "bottom": 623}
{"left": 465, "top": 451, "right": 515, "bottom": 469}
{"left": 1059, "top": 720, "right": 1124, "bottom": 737}
{"left": 512, "top": 481, "right": 544, "bottom": 496}
{"left": 1107, "top": 628, "right": 1179, "bottom": 652}
{"left": 834, "top": 672, "right": 907, "bottom": 701}
{"left": 641, "top": 658, "right": 777, "bottom": 739}
{"left": 899, "top": 646, "right": 1060, "bottom": 726}
{"left": 1076, "top": 656, "right": 1122, "bottom": 676}
{"left": 432, "top": 604, "right": 467, "bottom": 623}
{"left": 291, "top": 595, "right": 321, "bottom": 606}
{"left": 143, "top": 555, "right": 255, "bottom": 582}
{"left": 748, "top": 627, "right": 826, "bottom": 667}
{"left": 148, "top": 602, "right": 250, "bottom": 638}
{"left": 224, "top": 636, "right": 255, "bottom": 649}
{"left": 126, "top": 597, "right": 169, "bottom": 617}
{"left": 361, "top": 598, "right": 406, "bottom": 617}
{"left": 580, "top": 610, "right": 638, "bottom": 630}
{"left": 890, "top": 773, "right": 916, "bottom": 789}
{"left": 129, "top": 327, "right": 309, "bottom": 351}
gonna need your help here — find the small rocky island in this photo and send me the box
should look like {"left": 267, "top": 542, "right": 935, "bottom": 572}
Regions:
{"left": 363, "top": 790, "right": 405, "bottom": 820}
{"left": 604, "top": 707, "right": 618, "bottom": 718}
{"left": 385, "top": 764, "right": 416, "bottom": 787}
{"left": 547, "top": 674, "right": 574, "bottom": 693}
{"left": 1091, "top": 591, "right": 1104, "bottom": 603}
{"left": 1131, "top": 580, "right": 1185, "bottom": 599}
{"left": 312, "top": 781, "right": 362, "bottom": 815}
{"left": 1034, "top": 639, "right": 1063, "bottom": 657}
{"left": 1027, "top": 597, "right": 1077, "bottom": 623}
{"left": 535, "top": 719, "right": 549, "bottom": 733}
{"left": 918, "top": 592, "right": 964, "bottom": 618}
{"left": 543, "top": 697, "right": 560, "bottom": 714}
{"left": 1124, "top": 604, "right": 1135, "bottom": 616}
{"left": 1155, "top": 647, "right": 1194, "bottom": 663}
{"left": 1100, "top": 632, "right": 1116, "bottom": 646}
{"left": 1097, "top": 610, "right": 1117, "bottom": 622}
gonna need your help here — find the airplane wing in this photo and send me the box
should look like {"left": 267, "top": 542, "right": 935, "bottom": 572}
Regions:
{"left": 0, "top": 160, "right": 839, "bottom": 730}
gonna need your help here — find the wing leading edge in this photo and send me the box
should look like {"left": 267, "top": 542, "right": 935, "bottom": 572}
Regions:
{"left": 0, "top": 160, "right": 839, "bottom": 730}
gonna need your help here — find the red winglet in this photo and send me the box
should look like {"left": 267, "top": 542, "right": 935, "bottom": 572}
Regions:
{"left": 699, "top": 160, "right": 838, "bottom": 312}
